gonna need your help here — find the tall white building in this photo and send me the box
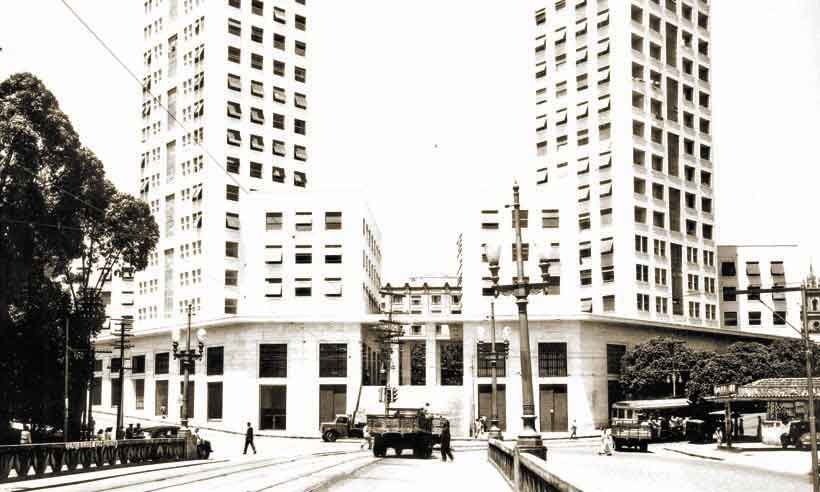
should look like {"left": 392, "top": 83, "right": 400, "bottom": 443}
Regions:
{"left": 530, "top": 0, "right": 717, "bottom": 324}
{"left": 138, "top": 0, "right": 311, "bottom": 324}
{"left": 717, "top": 245, "right": 805, "bottom": 336}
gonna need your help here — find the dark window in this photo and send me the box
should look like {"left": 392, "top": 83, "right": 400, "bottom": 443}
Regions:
{"left": 155, "top": 352, "right": 169, "bottom": 374}
{"left": 111, "top": 357, "right": 121, "bottom": 373}
{"left": 134, "top": 379, "right": 145, "bottom": 410}
{"left": 749, "top": 311, "right": 762, "bottom": 326}
{"left": 722, "top": 287, "right": 736, "bottom": 302}
{"left": 439, "top": 342, "right": 463, "bottom": 386}
{"left": 538, "top": 343, "right": 568, "bottom": 377}
{"left": 774, "top": 311, "right": 787, "bottom": 325}
{"left": 132, "top": 355, "right": 146, "bottom": 374}
{"left": 111, "top": 378, "right": 122, "bottom": 407}
{"left": 94, "top": 359, "right": 103, "bottom": 372}
{"left": 225, "top": 241, "right": 239, "bottom": 258}
{"left": 259, "top": 385, "right": 287, "bottom": 430}
{"left": 606, "top": 344, "right": 626, "bottom": 375}
{"left": 208, "top": 382, "right": 223, "bottom": 420}
{"left": 227, "top": 157, "right": 240, "bottom": 174}
{"left": 477, "top": 342, "right": 507, "bottom": 377}
{"left": 250, "top": 162, "right": 263, "bottom": 178}
{"left": 91, "top": 377, "right": 102, "bottom": 405}
{"left": 260, "top": 344, "right": 287, "bottom": 378}
{"left": 155, "top": 380, "right": 168, "bottom": 416}
{"left": 320, "top": 343, "right": 347, "bottom": 377}
{"left": 207, "top": 346, "right": 224, "bottom": 375}
{"left": 295, "top": 252, "right": 312, "bottom": 264}
{"left": 721, "top": 262, "right": 736, "bottom": 277}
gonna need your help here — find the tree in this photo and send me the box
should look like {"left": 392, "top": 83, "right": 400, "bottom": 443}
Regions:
{"left": 0, "top": 73, "right": 158, "bottom": 440}
{"left": 685, "top": 342, "right": 772, "bottom": 403}
{"left": 619, "top": 337, "right": 701, "bottom": 399}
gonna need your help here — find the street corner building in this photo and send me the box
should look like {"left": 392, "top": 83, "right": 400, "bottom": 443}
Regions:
{"left": 88, "top": 0, "right": 807, "bottom": 440}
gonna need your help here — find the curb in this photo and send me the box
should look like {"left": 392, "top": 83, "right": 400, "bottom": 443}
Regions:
{"left": 662, "top": 447, "right": 724, "bottom": 461}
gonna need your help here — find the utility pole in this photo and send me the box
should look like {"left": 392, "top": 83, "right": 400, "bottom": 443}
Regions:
{"left": 377, "top": 291, "right": 404, "bottom": 416}
{"left": 64, "top": 318, "right": 70, "bottom": 442}
{"left": 802, "top": 283, "right": 819, "bottom": 492}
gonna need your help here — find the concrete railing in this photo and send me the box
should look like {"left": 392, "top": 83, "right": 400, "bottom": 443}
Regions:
{"left": 488, "top": 439, "right": 583, "bottom": 492}
{"left": 0, "top": 438, "right": 188, "bottom": 482}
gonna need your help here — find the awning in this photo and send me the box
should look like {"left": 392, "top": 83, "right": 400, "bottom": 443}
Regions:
{"left": 612, "top": 398, "right": 691, "bottom": 411}
{"left": 597, "top": 39, "right": 610, "bottom": 55}
{"left": 228, "top": 76, "right": 241, "bottom": 91}
{"left": 294, "top": 172, "right": 307, "bottom": 186}
{"left": 295, "top": 278, "right": 311, "bottom": 289}
{"left": 575, "top": 49, "right": 588, "bottom": 63}
{"left": 274, "top": 89, "right": 287, "bottom": 103}
{"left": 121, "top": 292, "right": 134, "bottom": 306}
{"left": 746, "top": 262, "right": 760, "bottom": 276}
{"left": 598, "top": 69, "right": 611, "bottom": 83}
{"left": 295, "top": 93, "right": 307, "bottom": 108}
{"left": 272, "top": 167, "right": 285, "bottom": 181}
{"left": 226, "top": 215, "right": 240, "bottom": 230}
{"left": 324, "top": 279, "right": 343, "bottom": 296}
{"left": 771, "top": 263, "right": 785, "bottom": 275}
{"left": 600, "top": 152, "right": 612, "bottom": 167}
{"left": 601, "top": 238, "right": 614, "bottom": 254}
{"left": 597, "top": 96, "right": 611, "bottom": 111}
{"left": 597, "top": 11, "right": 610, "bottom": 25}
{"left": 580, "top": 256, "right": 592, "bottom": 268}
{"left": 575, "top": 21, "right": 587, "bottom": 34}
{"left": 577, "top": 187, "right": 590, "bottom": 201}
{"left": 578, "top": 158, "right": 590, "bottom": 173}
{"left": 265, "top": 281, "right": 282, "bottom": 297}
{"left": 264, "top": 247, "right": 283, "bottom": 264}
{"left": 556, "top": 108, "right": 567, "bottom": 124}
{"left": 295, "top": 147, "right": 308, "bottom": 161}
{"left": 192, "top": 187, "right": 202, "bottom": 201}
{"left": 581, "top": 299, "right": 593, "bottom": 313}
{"left": 600, "top": 183, "right": 612, "bottom": 197}
{"left": 577, "top": 102, "right": 589, "bottom": 117}
{"left": 555, "top": 27, "right": 566, "bottom": 42}
{"left": 536, "top": 167, "right": 548, "bottom": 185}
{"left": 227, "top": 103, "right": 241, "bottom": 118}
{"left": 273, "top": 141, "right": 286, "bottom": 156}
{"left": 772, "top": 290, "right": 786, "bottom": 301}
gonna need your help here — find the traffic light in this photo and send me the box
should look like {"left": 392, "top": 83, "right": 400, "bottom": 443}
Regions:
{"left": 390, "top": 386, "right": 398, "bottom": 403}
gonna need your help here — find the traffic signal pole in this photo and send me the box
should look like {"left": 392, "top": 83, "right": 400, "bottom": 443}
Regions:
{"left": 802, "top": 285, "right": 819, "bottom": 492}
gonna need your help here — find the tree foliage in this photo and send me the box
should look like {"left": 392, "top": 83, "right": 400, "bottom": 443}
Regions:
{"left": 0, "top": 73, "right": 158, "bottom": 440}
{"left": 620, "top": 336, "right": 820, "bottom": 405}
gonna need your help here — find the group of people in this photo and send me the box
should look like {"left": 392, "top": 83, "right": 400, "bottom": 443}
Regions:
{"left": 471, "top": 416, "right": 488, "bottom": 439}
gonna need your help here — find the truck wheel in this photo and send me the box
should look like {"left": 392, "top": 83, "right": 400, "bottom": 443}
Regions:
{"left": 614, "top": 440, "right": 622, "bottom": 451}
{"left": 323, "top": 430, "right": 338, "bottom": 443}
{"left": 639, "top": 442, "right": 648, "bottom": 453}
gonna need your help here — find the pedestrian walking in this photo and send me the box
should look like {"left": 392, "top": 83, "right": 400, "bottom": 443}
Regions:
{"left": 480, "top": 416, "right": 487, "bottom": 438}
{"left": 570, "top": 419, "right": 577, "bottom": 439}
{"left": 713, "top": 427, "right": 723, "bottom": 448}
{"left": 473, "top": 418, "right": 480, "bottom": 439}
{"left": 440, "top": 421, "right": 454, "bottom": 462}
{"left": 597, "top": 428, "right": 612, "bottom": 455}
{"left": 360, "top": 423, "right": 371, "bottom": 450}
{"left": 739, "top": 417, "right": 744, "bottom": 437}
{"left": 20, "top": 425, "right": 32, "bottom": 445}
{"left": 243, "top": 422, "right": 257, "bottom": 455}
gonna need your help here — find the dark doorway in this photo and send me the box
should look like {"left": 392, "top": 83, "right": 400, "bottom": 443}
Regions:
{"left": 539, "top": 384, "right": 568, "bottom": 432}
{"left": 478, "top": 384, "right": 506, "bottom": 431}
{"left": 319, "top": 384, "right": 347, "bottom": 425}
{"left": 260, "top": 385, "right": 287, "bottom": 430}
{"left": 607, "top": 380, "right": 623, "bottom": 424}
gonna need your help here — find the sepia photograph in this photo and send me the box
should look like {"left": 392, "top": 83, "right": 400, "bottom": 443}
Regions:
{"left": 0, "top": 1, "right": 819, "bottom": 491}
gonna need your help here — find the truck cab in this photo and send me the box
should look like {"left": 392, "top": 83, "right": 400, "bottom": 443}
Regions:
{"left": 320, "top": 414, "right": 365, "bottom": 442}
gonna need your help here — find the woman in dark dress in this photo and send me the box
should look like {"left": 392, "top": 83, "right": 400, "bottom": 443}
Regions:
{"left": 440, "top": 420, "right": 454, "bottom": 462}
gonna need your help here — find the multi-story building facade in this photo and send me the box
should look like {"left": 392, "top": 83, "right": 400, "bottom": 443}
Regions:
{"left": 531, "top": 0, "right": 717, "bottom": 324}
{"left": 138, "top": 0, "right": 311, "bottom": 323}
{"left": 717, "top": 244, "right": 804, "bottom": 336}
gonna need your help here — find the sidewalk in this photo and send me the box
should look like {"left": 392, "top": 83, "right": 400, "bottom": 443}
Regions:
{"left": 660, "top": 441, "right": 814, "bottom": 476}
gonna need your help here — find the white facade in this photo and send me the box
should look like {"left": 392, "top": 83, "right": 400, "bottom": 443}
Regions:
{"left": 530, "top": 0, "right": 717, "bottom": 324}
{"left": 717, "top": 244, "right": 805, "bottom": 337}
{"left": 138, "top": 0, "right": 312, "bottom": 325}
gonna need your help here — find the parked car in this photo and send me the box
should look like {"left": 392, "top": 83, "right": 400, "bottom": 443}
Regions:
{"left": 320, "top": 415, "right": 365, "bottom": 442}
{"left": 141, "top": 425, "right": 181, "bottom": 438}
{"left": 781, "top": 420, "right": 810, "bottom": 449}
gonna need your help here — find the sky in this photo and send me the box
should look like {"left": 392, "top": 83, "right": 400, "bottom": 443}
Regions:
{"left": 1, "top": 1, "right": 818, "bottom": 283}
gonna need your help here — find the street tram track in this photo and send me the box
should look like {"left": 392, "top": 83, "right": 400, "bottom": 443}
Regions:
{"left": 245, "top": 455, "right": 381, "bottom": 492}
{"left": 8, "top": 449, "right": 368, "bottom": 492}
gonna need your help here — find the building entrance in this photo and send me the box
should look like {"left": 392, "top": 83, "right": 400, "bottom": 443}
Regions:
{"left": 478, "top": 384, "right": 506, "bottom": 431}
{"left": 539, "top": 384, "right": 568, "bottom": 432}
{"left": 319, "top": 384, "right": 347, "bottom": 425}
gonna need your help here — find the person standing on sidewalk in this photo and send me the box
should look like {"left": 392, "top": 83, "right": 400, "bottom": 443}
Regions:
{"left": 440, "top": 421, "right": 454, "bottom": 462}
{"left": 244, "top": 422, "right": 257, "bottom": 455}
{"left": 570, "top": 420, "right": 578, "bottom": 439}
{"left": 360, "top": 423, "right": 371, "bottom": 450}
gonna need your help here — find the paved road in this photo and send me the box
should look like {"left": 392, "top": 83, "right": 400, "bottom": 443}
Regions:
{"left": 545, "top": 439, "right": 809, "bottom": 492}
{"left": 1, "top": 439, "right": 810, "bottom": 492}
{"left": 322, "top": 447, "right": 506, "bottom": 492}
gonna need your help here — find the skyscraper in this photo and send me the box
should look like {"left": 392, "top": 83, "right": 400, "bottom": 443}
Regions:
{"left": 528, "top": 0, "right": 716, "bottom": 324}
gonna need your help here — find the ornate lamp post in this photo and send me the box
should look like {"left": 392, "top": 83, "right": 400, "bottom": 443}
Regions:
{"left": 478, "top": 315, "right": 511, "bottom": 440}
{"left": 484, "top": 182, "right": 554, "bottom": 459}
{"left": 171, "top": 304, "right": 206, "bottom": 429}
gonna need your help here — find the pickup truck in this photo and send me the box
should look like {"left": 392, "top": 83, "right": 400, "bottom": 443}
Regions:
{"left": 611, "top": 422, "right": 653, "bottom": 452}
{"left": 780, "top": 420, "right": 820, "bottom": 449}
{"left": 320, "top": 415, "right": 366, "bottom": 442}
{"left": 367, "top": 408, "right": 437, "bottom": 458}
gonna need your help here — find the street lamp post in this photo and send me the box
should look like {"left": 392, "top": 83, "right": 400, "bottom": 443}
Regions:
{"left": 171, "top": 304, "right": 206, "bottom": 429}
{"left": 484, "top": 182, "right": 553, "bottom": 459}
{"left": 478, "top": 305, "right": 510, "bottom": 440}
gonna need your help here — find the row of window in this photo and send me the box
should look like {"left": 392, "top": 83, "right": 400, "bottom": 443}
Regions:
{"left": 227, "top": 74, "right": 307, "bottom": 109}
{"left": 634, "top": 206, "right": 713, "bottom": 239}
{"left": 720, "top": 261, "right": 785, "bottom": 278}
{"left": 227, "top": 18, "right": 306, "bottom": 56}
{"left": 225, "top": 130, "right": 307, "bottom": 162}
{"left": 226, "top": 102, "right": 306, "bottom": 135}
{"left": 724, "top": 311, "right": 787, "bottom": 327}
{"left": 227, "top": 46, "right": 306, "bottom": 82}
{"left": 227, "top": 0, "right": 307, "bottom": 29}
{"left": 634, "top": 178, "right": 712, "bottom": 213}
{"left": 480, "top": 209, "right": 560, "bottom": 230}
